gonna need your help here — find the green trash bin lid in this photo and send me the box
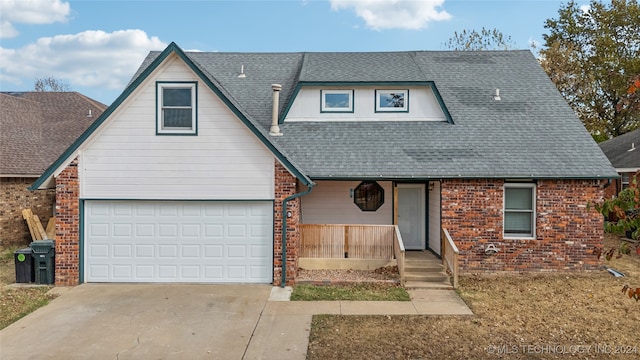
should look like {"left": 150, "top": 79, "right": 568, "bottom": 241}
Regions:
{"left": 30, "top": 240, "right": 55, "bottom": 254}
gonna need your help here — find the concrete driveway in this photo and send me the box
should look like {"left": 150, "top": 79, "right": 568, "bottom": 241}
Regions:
{"left": 0, "top": 284, "right": 307, "bottom": 360}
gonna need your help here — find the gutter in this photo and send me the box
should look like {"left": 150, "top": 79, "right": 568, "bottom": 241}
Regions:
{"left": 281, "top": 183, "right": 314, "bottom": 287}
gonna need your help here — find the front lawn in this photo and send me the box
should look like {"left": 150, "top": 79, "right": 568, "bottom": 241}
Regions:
{"left": 307, "top": 234, "right": 640, "bottom": 359}
{"left": 291, "top": 283, "right": 410, "bottom": 301}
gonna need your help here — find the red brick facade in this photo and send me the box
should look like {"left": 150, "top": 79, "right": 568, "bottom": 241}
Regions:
{"left": 51, "top": 158, "right": 604, "bottom": 285}
{"left": 273, "top": 162, "right": 301, "bottom": 286}
{"left": 54, "top": 158, "right": 80, "bottom": 286}
{"left": 0, "top": 177, "right": 55, "bottom": 247}
{"left": 441, "top": 178, "right": 605, "bottom": 272}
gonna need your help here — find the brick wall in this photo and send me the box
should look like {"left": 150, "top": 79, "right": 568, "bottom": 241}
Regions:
{"left": 273, "top": 162, "right": 301, "bottom": 286}
{"left": 54, "top": 159, "right": 80, "bottom": 286}
{"left": 441, "top": 178, "right": 604, "bottom": 272}
{"left": 0, "top": 177, "right": 55, "bottom": 247}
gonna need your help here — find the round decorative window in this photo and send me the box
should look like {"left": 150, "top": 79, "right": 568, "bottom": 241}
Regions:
{"left": 353, "top": 181, "right": 384, "bottom": 211}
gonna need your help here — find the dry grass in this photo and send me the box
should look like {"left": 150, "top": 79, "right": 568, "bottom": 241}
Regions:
{"left": 307, "top": 234, "right": 640, "bottom": 359}
{"left": 0, "top": 246, "right": 57, "bottom": 330}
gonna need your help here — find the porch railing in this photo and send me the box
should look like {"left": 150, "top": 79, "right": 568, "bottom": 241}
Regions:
{"left": 300, "top": 224, "right": 395, "bottom": 259}
{"left": 393, "top": 225, "right": 406, "bottom": 286}
{"left": 441, "top": 228, "right": 459, "bottom": 288}
{"left": 300, "top": 224, "right": 405, "bottom": 284}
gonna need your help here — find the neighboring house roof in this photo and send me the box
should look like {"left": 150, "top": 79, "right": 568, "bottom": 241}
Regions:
{"left": 0, "top": 92, "right": 106, "bottom": 177}
{"left": 598, "top": 128, "right": 640, "bottom": 170}
{"left": 32, "top": 43, "right": 617, "bottom": 189}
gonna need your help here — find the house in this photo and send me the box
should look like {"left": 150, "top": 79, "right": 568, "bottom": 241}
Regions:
{"left": 30, "top": 43, "right": 618, "bottom": 287}
{"left": 0, "top": 92, "right": 106, "bottom": 247}
{"left": 599, "top": 128, "right": 640, "bottom": 198}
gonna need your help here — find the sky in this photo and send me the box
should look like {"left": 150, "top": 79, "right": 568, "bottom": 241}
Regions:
{"left": 0, "top": 0, "right": 591, "bottom": 105}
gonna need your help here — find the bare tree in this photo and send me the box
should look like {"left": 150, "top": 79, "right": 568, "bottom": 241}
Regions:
{"left": 34, "top": 76, "right": 72, "bottom": 92}
{"left": 443, "top": 27, "right": 516, "bottom": 51}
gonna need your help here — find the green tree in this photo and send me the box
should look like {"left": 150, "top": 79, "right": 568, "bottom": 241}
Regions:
{"left": 540, "top": 0, "right": 640, "bottom": 140}
{"left": 443, "top": 27, "right": 515, "bottom": 51}
{"left": 34, "top": 76, "right": 72, "bottom": 92}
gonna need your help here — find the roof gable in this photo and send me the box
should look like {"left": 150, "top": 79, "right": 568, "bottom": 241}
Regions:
{"left": 30, "top": 42, "right": 312, "bottom": 190}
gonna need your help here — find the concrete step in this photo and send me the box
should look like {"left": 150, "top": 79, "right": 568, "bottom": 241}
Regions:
{"left": 404, "top": 272, "right": 450, "bottom": 283}
{"left": 404, "top": 264, "right": 445, "bottom": 273}
{"left": 404, "top": 280, "right": 453, "bottom": 290}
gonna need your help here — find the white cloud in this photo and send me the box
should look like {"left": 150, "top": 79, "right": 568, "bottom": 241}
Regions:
{"left": 330, "top": 0, "right": 451, "bottom": 30}
{"left": 579, "top": 4, "right": 591, "bottom": 13}
{"left": 0, "top": 29, "right": 167, "bottom": 90}
{"left": 0, "top": 0, "right": 71, "bottom": 38}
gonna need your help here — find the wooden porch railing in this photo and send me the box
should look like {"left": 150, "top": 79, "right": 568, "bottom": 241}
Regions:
{"left": 441, "top": 228, "right": 459, "bottom": 289}
{"left": 300, "top": 224, "right": 406, "bottom": 284}
{"left": 393, "top": 225, "right": 406, "bottom": 286}
{"left": 300, "top": 224, "right": 395, "bottom": 259}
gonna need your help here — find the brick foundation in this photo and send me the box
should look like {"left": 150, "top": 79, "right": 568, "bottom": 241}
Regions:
{"left": 273, "top": 162, "right": 301, "bottom": 286}
{"left": 54, "top": 159, "right": 80, "bottom": 286}
{"left": 0, "top": 177, "right": 55, "bottom": 247}
{"left": 441, "top": 179, "right": 605, "bottom": 272}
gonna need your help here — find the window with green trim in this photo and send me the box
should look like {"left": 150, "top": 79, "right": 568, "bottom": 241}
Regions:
{"left": 504, "top": 183, "right": 536, "bottom": 238}
{"left": 157, "top": 82, "right": 197, "bottom": 135}
{"left": 321, "top": 90, "right": 354, "bottom": 113}
{"left": 375, "top": 89, "right": 408, "bottom": 112}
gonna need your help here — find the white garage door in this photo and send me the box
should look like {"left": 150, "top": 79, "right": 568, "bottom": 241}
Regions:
{"left": 84, "top": 200, "right": 273, "bottom": 283}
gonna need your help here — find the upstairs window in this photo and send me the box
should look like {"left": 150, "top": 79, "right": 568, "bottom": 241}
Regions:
{"left": 504, "top": 183, "right": 536, "bottom": 238}
{"left": 157, "top": 82, "right": 197, "bottom": 135}
{"left": 375, "top": 89, "right": 408, "bottom": 112}
{"left": 321, "top": 90, "right": 354, "bottom": 113}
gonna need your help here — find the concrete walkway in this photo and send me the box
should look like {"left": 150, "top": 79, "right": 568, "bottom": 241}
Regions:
{"left": 0, "top": 285, "right": 472, "bottom": 360}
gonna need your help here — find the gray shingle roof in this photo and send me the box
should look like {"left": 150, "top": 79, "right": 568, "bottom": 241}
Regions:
{"left": 132, "top": 48, "right": 617, "bottom": 179}
{"left": 0, "top": 92, "right": 106, "bottom": 176}
{"left": 599, "top": 128, "right": 640, "bottom": 169}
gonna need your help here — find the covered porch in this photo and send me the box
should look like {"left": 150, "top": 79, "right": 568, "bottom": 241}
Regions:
{"left": 296, "top": 180, "right": 458, "bottom": 288}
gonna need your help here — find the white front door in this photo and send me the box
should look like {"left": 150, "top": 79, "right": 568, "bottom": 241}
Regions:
{"left": 397, "top": 184, "right": 426, "bottom": 250}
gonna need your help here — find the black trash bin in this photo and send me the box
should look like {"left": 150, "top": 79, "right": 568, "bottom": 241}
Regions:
{"left": 14, "top": 248, "right": 34, "bottom": 283}
{"left": 30, "top": 240, "right": 55, "bottom": 285}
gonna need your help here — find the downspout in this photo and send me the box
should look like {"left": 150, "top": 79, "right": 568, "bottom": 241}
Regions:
{"left": 281, "top": 183, "right": 314, "bottom": 287}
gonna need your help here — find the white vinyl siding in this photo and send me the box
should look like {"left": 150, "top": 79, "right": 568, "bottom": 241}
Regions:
{"left": 504, "top": 183, "right": 536, "bottom": 239}
{"left": 85, "top": 200, "right": 273, "bottom": 283}
{"left": 80, "top": 55, "right": 275, "bottom": 200}
{"left": 301, "top": 181, "right": 392, "bottom": 225}
{"left": 285, "top": 86, "right": 445, "bottom": 121}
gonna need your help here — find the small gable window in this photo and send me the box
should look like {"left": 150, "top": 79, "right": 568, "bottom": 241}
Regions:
{"left": 504, "top": 183, "right": 536, "bottom": 239}
{"left": 157, "top": 82, "right": 197, "bottom": 135}
{"left": 375, "top": 89, "right": 408, "bottom": 112}
{"left": 321, "top": 90, "right": 354, "bottom": 113}
{"left": 354, "top": 181, "right": 384, "bottom": 212}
